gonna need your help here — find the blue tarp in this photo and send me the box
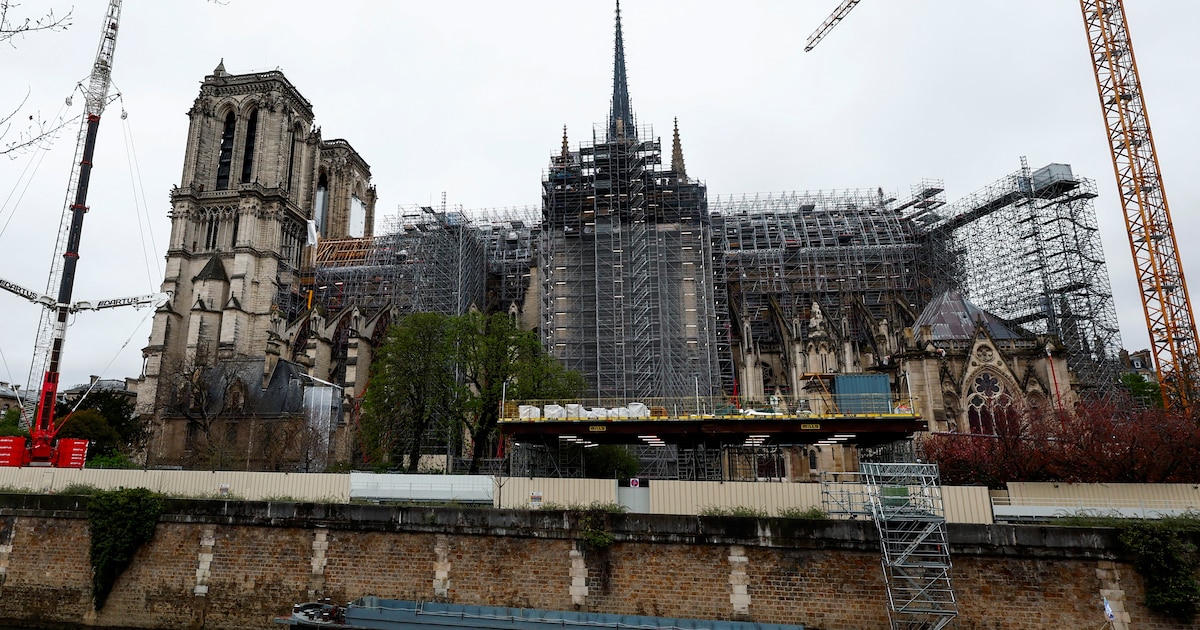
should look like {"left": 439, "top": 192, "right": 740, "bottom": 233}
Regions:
{"left": 344, "top": 598, "right": 805, "bottom": 630}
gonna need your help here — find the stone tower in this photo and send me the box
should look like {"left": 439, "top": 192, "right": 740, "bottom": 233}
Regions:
{"left": 136, "top": 63, "right": 376, "bottom": 462}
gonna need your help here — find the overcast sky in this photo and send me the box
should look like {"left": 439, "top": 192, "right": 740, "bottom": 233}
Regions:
{"left": 1, "top": 1, "right": 1198, "bottom": 393}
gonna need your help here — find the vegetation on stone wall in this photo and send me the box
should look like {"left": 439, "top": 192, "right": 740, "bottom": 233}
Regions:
{"left": 86, "top": 488, "right": 164, "bottom": 610}
{"left": 1119, "top": 517, "right": 1200, "bottom": 622}
{"left": 922, "top": 402, "right": 1200, "bottom": 487}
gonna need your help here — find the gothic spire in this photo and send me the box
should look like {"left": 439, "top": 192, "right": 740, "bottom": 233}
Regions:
{"left": 671, "top": 117, "right": 687, "bottom": 180}
{"left": 562, "top": 125, "right": 570, "bottom": 159}
{"left": 608, "top": 0, "right": 635, "bottom": 140}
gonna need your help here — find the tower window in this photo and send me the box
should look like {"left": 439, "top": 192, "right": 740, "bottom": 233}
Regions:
{"left": 286, "top": 125, "right": 298, "bottom": 191}
{"left": 349, "top": 194, "right": 366, "bottom": 238}
{"left": 240, "top": 109, "right": 258, "bottom": 184}
{"left": 215, "top": 112, "right": 236, "bottom": 190}
{"left": 204, "top": 212, "right": 220, "bottom": 250}
{"left": 315, "top": 172, "right": 329, "bottom": 235}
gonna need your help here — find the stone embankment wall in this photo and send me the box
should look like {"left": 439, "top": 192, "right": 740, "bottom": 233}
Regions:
{"left": 0, "top": 495, "right": 1191, "bottom": 630}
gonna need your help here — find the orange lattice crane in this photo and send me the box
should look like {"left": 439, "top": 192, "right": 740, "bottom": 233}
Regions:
{"left": 806, "top": 0, "right": 1199, "bottom": 411}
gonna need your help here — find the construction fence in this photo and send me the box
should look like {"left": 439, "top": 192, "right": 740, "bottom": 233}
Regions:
{"left": 1, "top": 468, "right": 1195, "bottom": 526}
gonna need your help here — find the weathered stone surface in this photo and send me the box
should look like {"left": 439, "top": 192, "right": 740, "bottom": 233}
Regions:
{"left": 0, "top": 495, "right": 1194, "bottom": 630}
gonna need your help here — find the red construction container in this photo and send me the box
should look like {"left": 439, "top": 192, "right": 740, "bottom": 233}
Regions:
{"left": 0, "top": 436, "right": 27, "bottom": 467}
{"left": 52, "top": 439, "right": 89, "bottom": 469}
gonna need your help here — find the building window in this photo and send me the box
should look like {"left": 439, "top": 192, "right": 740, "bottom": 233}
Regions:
{"left": 314, "top": 172, "right": 329, "bottom": 235}
{"left": 239, "top": 109, "right": 258, "bottom": 184}
{"left": 966, "top": 371, "right": 1012, "bottom": 435}
{"left": 215, "top": 112, "right": 236, "bottom": 190}
{"left": 204, "top": 211, "right": 220, "bottom": 250}
{"left": 286, "top": 124, "right": 298, "bottom": 191}
{"left": 349, "top": 194, "right": 366, "bottom": 238}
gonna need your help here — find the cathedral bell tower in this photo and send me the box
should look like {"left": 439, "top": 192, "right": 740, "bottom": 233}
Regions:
{"left": 136, "top": 62, "right": 376, "bottom": 421}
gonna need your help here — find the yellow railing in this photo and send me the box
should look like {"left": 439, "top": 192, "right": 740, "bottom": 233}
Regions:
{"left": 500, "top": 394, "right": 919, "bottom": 421}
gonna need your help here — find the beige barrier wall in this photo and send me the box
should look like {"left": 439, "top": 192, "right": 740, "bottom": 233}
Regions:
{"left": 495, "top": 477, "right": 618, "bottom": 509}
{"left": 941, "top": 485, "right": 993, "bottom": 524}
{"left": 0, "top": 468, "right": 350, "bottom": 502}
{"left": 649, "top": 480, "right": 822, "bottom": 516}
{"left": 1008, "top": 482, "right": 1200, "bottom": 507}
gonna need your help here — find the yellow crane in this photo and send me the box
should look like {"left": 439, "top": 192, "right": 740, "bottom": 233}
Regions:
{"left": 806, "top": 0, "right": 1199, "bottom": 411}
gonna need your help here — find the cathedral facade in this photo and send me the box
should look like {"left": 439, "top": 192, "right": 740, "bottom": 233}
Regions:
{"left": 135, "top": 64, "right": 379, "bottom": 469}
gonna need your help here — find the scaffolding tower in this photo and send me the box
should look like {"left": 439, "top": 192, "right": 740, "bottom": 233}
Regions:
{"left": 861, "top": 462, "right": 957, "bottom": 630}
{"left": 709, "top": 189, "right": 932, "bottom": 395}
{"left": 918, "top": 162, "right": 1123, "bottom": 397}
{"left": 308, "top": 207, "right": 486, "bottom": 317}
{"left": 540, "top": 123, "right": 721, "bottom": 399}
{"left": 467, "top": 206, "right": 541, "bottom": 314}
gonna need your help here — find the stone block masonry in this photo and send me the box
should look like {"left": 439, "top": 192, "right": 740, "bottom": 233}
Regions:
{"left": 0, "top": 495, "right": 1192, "bottom": 630}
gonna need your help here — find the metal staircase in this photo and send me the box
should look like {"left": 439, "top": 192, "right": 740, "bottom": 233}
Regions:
{"left": 821, "top": 463, "right": 958, "bottom": 630}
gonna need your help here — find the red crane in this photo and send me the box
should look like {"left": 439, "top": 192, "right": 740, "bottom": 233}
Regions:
{"left": 805, "top": 0, "right": 1199, "bottom": 411}
{"left": 0, "top": 1, "right": 128, "bottom": 466}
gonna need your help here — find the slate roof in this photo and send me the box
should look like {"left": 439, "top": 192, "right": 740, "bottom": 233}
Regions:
{"left": 194, "top": 255, "right": 229, "bottom": 282}
{"left": 913, "top": 291, "right": 1024, "bottom": 341}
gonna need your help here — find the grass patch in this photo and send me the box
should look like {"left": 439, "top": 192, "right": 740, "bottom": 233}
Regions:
{"left": 699, "top": 505, "right": 769, "bottom": 518}
{"left": 778, "top": 506, "right": 826, "bottom": 519}
{"left": 57, "top": 483, "right": 102, "bottom": 496}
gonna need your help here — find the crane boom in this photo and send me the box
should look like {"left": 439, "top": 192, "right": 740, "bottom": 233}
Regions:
{"left": 24, "top": 1, "right": 124, "bottom": 422}
{"left": 22, "top": 0, "right": 124, "bottom": 464}
{"left": 1080, "top": 0, "right": 1198, "bottom": 410}
{"left": 804, "top": 0, "right": 862, "bottom": 52}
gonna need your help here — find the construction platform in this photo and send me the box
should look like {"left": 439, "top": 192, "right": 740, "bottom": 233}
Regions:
{"left": 498, "top": 394, "right": 924, "bottom": 449}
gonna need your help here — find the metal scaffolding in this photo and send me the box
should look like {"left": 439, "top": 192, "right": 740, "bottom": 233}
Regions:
{"left": 467, "top": 206, "right": 540, "bottom": 314}
{"left": 540, "top": 123, "right": 721, "bottom": 400}
{"left": 307, "top": 207, "right": 486, "bottom": 317}
{"left": 709, "top": 188, "right": 932, "bottom": 395}
{"left": 918, "top": 162, "right": 1123, "bottom": 397}
{"left": 860, "top": 462, "right": 958, "bottom": 630}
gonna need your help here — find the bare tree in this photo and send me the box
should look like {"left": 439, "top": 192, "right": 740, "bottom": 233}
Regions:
{"left": 1, "top": 1, "right": 73, "bottom": 157}
{"left": 0, "top": 2, "right": 72, "bottom": 45}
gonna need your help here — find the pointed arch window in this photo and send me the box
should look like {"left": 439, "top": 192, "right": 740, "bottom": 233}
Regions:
{"left": 966, "top": 371, "right": 1013, "bottom": 435}
{"left": 215, "top": 112, "right": 236, "bottom": 190}
{"left": 240, "top": 109, "right": 258, "bottom": 184}
{"left": 314, "top": 171, "right": 330, "bottom": 235}
{"left": 286, "top": 124, "right": 299, "bottom": 191}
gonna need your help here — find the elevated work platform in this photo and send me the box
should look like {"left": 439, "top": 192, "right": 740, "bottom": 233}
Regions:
{"left": 499, "top": 394, "right": 924, "bottom": 450}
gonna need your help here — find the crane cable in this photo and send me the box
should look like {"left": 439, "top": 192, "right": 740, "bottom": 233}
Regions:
{"left": 67, "top": 304, "right": 157, "bottom": 415}
{"left": 114, "top": 89, "right": 163, "bottom": 290}
{"left": 0, "top": 89, "right": 81, "bottom": 242}
{"left": 0, "top": 344, "right": 31, "bottom": 427}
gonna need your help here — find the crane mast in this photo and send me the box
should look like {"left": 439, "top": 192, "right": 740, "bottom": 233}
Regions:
{"left": 1080, "top": 0, "right": 1198, "bottom": 410}
{"left": 22, "top": 0, "right": 124, "bottom": 463}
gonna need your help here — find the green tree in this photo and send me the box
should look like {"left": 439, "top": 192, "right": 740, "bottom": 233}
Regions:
{"left": 455, "top": 312, "right": 587, "bottom": 473}
{"left": 57, "top": 390, "right": 144, "bottom": 451}
{"left": 57, "top": 409, "right": 122, "bottom": 459}
{"left": 361, "top": 313, "right": 463, "bottom": 471}
{"left": 1120, "top": 372, "right": 1163, "bottom": 409}
{"left": 0, "top": 408, "right": 28, "bottom": 437}
{"left": 584, "top": 445, "right": 640, "bottom": 479}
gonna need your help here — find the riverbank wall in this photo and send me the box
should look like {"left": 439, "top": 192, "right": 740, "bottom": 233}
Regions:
{"left": 0, "top": 494, "right": 1191, "bottom": 630}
